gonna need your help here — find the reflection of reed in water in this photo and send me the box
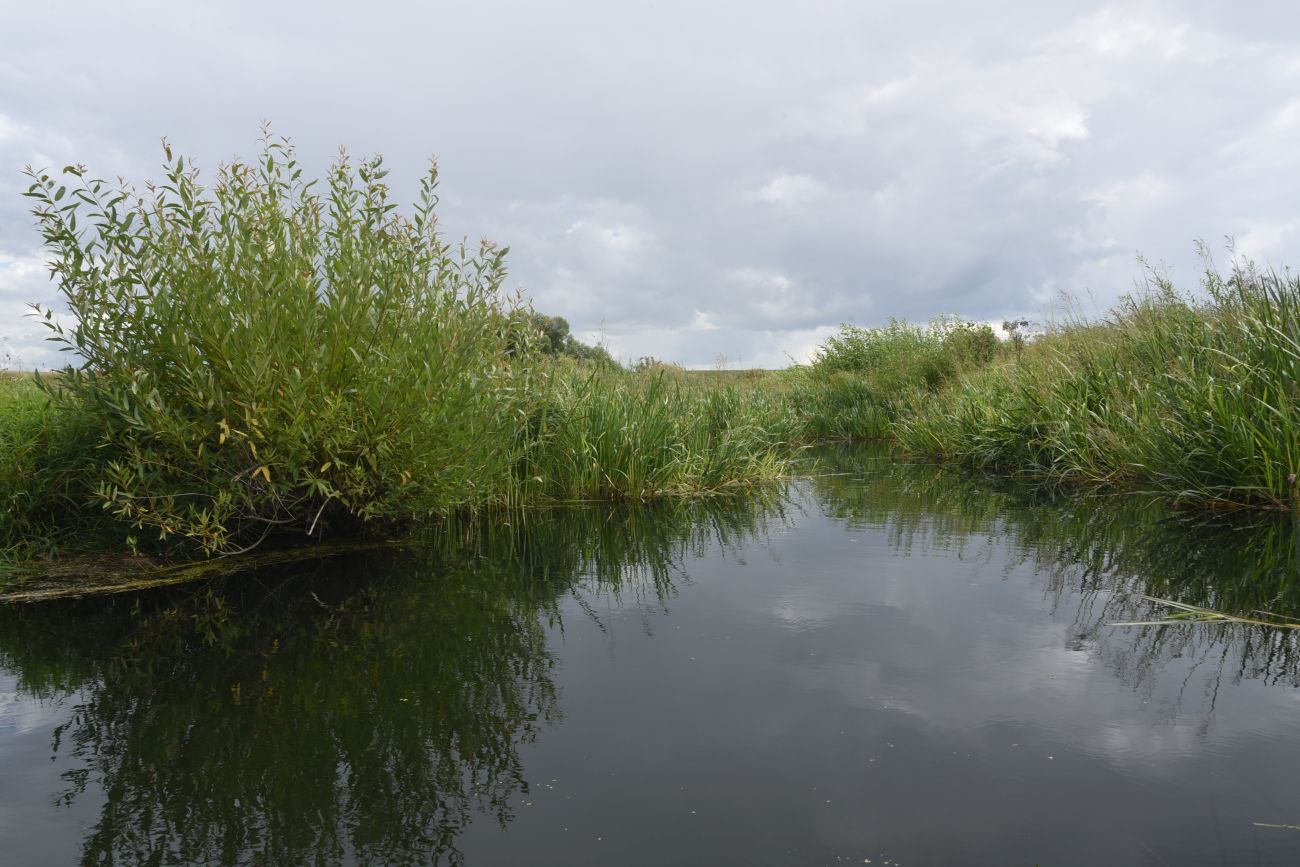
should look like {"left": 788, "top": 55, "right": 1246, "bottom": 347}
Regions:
{"left": 436, "top": 489, "right": 790, "bottom": 611}
{"left": 0, "top": 494, "right": 784, "bottom": 867}
{"left": 810, "top": 443, "right": 1300, "bottom": 697}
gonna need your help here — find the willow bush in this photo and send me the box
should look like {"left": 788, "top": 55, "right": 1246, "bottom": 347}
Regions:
{"left": 24, "top": 135, "right": 536, "bottom": 554}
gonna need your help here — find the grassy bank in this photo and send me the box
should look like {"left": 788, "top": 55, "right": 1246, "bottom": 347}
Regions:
{"left": 785, "top": 317, "right": 1000, "bottom": 439}
{"left": 893, "top": 265, "right": 1300, "bottom": 509}
{"left": 9, "top": 253, "right": 1298, "bottom": 568}
{"left": 5, "top": 132, "right": 1298, "bottom": 570}
{"left": 516, "top": 364, "right": 797, "bottom": 502}
{"left": 1, "top": 137, "right": 796, "bottom": 565}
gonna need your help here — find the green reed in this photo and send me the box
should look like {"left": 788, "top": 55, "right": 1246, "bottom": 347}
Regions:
{"left": 894, "top": 261, "right": 1300, "bottom": 509}
{"left": 0, "top": 376, "right": 103, "bottom": 560}
{"left": 517, "top": 365, "right": 798, "bottom": 501}
{"left": 790, "top": 318, "right": 1000, "bottom": 440}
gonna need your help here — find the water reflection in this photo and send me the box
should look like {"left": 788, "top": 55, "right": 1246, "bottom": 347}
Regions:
{"left": 1, "top": 450, "right": 1298, "bottom": 864}
{"left": 4, "top": 560, "right": 555, "bottom": 865}
{"left": 813, "top": 445, "right": 1300, "bottom": 692}
{"left": 0, "top": 496, "right": 782, "bottom": 866}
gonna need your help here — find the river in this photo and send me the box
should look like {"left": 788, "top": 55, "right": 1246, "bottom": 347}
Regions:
{"left": 2, "top": 446, "right": 1299, "bottom": 865}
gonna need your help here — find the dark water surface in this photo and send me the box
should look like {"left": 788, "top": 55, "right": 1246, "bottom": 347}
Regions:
{"left": 3, "top": 447, "right": 1300, "bottom": 865}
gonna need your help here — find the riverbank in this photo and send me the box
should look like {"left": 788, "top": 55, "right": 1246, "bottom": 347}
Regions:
{"left": 4, "top": 141, "right": 800, "bottom": 569}
{"left": 5, "top": 136, "right": 1297, "bottom": 580}
{"left": 0, "top": 365, "right": 800, "bottom": 569}
{"left": 839, "top": 262, "right": 1299, "bottom": 511}
{"left": 7, "top": 261, "right": 1300, "bottom": 578}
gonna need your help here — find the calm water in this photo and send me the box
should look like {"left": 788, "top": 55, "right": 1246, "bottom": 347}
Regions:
{"left": 3, "top": 447, "right": 1300, "bottom": 865}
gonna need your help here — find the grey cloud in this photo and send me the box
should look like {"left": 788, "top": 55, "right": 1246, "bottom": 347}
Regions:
{"left": 3, "top": 0, "right": 1300, "bottom": 367}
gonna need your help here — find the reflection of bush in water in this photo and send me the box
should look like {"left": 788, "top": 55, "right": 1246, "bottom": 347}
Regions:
{"left": 811, "top": 444, "right": 1300, "bottom": 688}
{"left": 2, "top": 557, "right": 554, "bottom": 866}
{"left": 0, "top": 495, "right": 783, "bottom": 866}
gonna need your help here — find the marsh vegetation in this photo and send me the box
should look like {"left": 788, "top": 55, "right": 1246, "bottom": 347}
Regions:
{"left": 2, "top": 138, "right": 796, "bottom": 565}
{"left": 3, "top": 134, "right": 1299, "bottom": 575}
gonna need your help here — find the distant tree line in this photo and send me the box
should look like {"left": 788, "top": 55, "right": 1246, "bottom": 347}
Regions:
{"left": 524, "top": 312, "right": 617, "bottom": 367}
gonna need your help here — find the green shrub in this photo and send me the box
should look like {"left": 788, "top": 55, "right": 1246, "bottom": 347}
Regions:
{"left": 24, "top": 135, "right": 536, "bottom": 554}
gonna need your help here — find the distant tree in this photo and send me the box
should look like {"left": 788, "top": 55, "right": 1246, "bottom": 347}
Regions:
{"left": 1001, "top": 319, "right": 1032, "bottom": 362}
{"left": 518, "top": 312, "right": 570, "bottom": 354}
{"left": 563, "top": 334, "right": 618, "bottom": 367}
{"left": 524, "top": 311, "right": 618, "bottom": 367}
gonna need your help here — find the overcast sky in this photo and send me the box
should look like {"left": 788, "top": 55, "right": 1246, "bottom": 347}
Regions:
{"left": 3, "top": 1, "right": 1300, "bottom": 368}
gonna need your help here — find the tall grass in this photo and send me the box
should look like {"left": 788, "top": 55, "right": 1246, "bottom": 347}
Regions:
{"left": 0, "top": 377, "right": 102, "bottom": 559}
{"left": 517, "top": 365, "right": 798, "bottom": 501}
{"left": 786, "top": 254, "right": 1300, "bottom": 513}
{"left": 894, "top": 261, "right": 1300, "bottom": 509}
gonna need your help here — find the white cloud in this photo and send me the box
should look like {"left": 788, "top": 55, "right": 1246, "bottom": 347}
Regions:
{"left": 1235, "top": 219, "right": 1300, "bottom": 264}
{"left": 1271, "top": 100, "right": 1300, "bottom": 130}
{"left": 0, "top": 113, "right": 32, "bottom": 143}
{"left": 1086, "top": 173, "right": 1174, "bottom": 211}
{"left": 726, "top": 267, "right": 794, "bottom": 292}
{"left": 687, "top": 310, "right": 721, "bottom": 332}
{"left": 753, "top": 173, "right": 830, "bottom": 206}
{"left": 1025, "top": 102, "right": 1090, "bottom": 151}
{"left": 565, "top": 219, "right": 652, "bottom": 261}
{"left": 1077, "top": 6, "right": 1189, "bottom": 59}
